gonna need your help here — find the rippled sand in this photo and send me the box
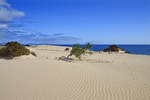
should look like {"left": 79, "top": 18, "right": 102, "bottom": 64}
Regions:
{"left": 0, "top": 45, "right": 150, "bottom": 100}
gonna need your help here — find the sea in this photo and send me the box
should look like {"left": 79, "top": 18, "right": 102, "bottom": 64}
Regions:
{"left": 53, "top": 44, "right": 150, "bottom": 56}
{"left": 14, "top": 43, "right": 150, "bottom": 56}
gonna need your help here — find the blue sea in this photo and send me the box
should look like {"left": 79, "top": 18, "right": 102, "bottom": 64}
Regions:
{"left": 53, "top": 44, "right": 150, "bottom": 56}
{"left": 27, "top": 43, "right": 150, "bottom": 55}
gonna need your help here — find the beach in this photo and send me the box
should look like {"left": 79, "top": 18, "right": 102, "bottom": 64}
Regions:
{"left": 0, "top": 45, "right": 150, "bottom": 100}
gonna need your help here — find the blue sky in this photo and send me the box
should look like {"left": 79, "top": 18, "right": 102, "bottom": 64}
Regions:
{"left": 0, "top": 0, "right": 150, "bottom": 44}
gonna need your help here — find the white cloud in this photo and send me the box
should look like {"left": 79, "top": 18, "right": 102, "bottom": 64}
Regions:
{"left": 0, "top": 23, "right": 8, "bottom": 29}
{"left": 0, "top": 0, "right": 24, "bottom": 29}
{"left": 0, "top": 0, "right": 10, "bottom": 7}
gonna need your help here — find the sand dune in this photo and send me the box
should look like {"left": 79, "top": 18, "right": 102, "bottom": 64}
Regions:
{"left": 0, "top": 45, "right": 150, "bottom": 100}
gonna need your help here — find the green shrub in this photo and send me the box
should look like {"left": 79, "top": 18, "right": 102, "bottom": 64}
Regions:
{"left": 0, "top": 41, "right": 30, "bottom": 58}
{"left": 31, "top": 52, "right": 37, "bottom": 56}
{"left": 67, "top": 43, "right": 92, "bottom": 60}
{"left": 83, "top": 43, "right": 92, "bottom": 50}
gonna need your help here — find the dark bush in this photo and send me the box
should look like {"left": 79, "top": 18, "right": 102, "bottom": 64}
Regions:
{"left": 64, "top": 48, "right": 69, "bottom": 51}
{"left": 125, "top": 51, "right": 131, "bottom": 54}
{"left": 103, "top": 45, "right": 124, "bottom": 52}
{"left": 0, "top": 41, "right": 30, "bottom": 58}
{"left": 0, "top": 47, "right": 8, "bottom": 57}
{"left": 25, "top": 44, "right": 31, "bottom": 47}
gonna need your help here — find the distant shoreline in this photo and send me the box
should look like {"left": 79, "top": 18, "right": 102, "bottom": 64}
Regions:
{"left": 1, "top": 44, "right": 150, "bottom": 56}
{"left": 29, "top": 44, "right": 150, "bottom": 56}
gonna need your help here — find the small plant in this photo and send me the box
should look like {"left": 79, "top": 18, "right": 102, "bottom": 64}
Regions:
{"left": 31, "top": 52, "right": 37, "bottom": 56}
{"left": 67, "top": 43, "right": 92, "bottom": 60}
{"left": 64, "top": 48, "right": 69, "bottom": 51}
{"left": 83, "top": 42, "right": 92, "bottom": 50}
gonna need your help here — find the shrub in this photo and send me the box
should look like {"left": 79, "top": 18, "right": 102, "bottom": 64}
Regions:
{"left": 125, "top": 51, "right": 131, "bottom": 54}
{"left": 64, "top": 48, "right": 69, "bottom": 51}
{"left": 67, "top": 43, "right": 92, "bottom": 60}
{"left": 0, "top": 47, "right": 8, "bottom": 57}
{"left": 103, "top": 45, "right": 124, "bottom": 52}
{"left": 31, "top": 52, "right": 37, "bottom": 56}
{"left": 0, "top": 41, "right": 30, "bottom": 58}
{"left": 83, "top": 42, "right": 92, "bottom": 50}
{"left": 25, "top": 44, "right": 31, "bottom": 47}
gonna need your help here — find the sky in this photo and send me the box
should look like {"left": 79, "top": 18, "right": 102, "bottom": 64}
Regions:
{"left": 0, "top": 0, "right": 150, "bottom": 44}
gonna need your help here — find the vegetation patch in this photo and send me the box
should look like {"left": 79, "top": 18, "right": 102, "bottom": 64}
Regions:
{"left": 0, "top": 41, "right": 34, "bottom": 59}
{"left": 64, "top": 48, "right": 69, "bottom": 51}
{"left": 25, "top": 44, "right": 31, "bottom": 47}
{"left": 67, "top": 43, "right": 92, "bottom": 60}
{"left": 103, "top": 45, "right": 125, "bottom": 52}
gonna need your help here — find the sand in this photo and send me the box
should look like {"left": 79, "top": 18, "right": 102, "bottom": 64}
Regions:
{"left": 0, "top": 45, "right": 150, "bottom": 100}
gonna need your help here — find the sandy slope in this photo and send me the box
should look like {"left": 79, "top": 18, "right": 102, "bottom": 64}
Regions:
{"left": 0, "top": 45, "right": 150, "bottom": 100}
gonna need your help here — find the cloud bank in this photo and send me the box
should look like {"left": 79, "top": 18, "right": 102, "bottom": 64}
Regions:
{"left": 0, "top": 0, "right": 24, "bottom": 29}
{"left": 0, "top": 30, "right": 80, "bottom": 44}
{"left": 0, "top": 0, "right": 80, "bottom": 44}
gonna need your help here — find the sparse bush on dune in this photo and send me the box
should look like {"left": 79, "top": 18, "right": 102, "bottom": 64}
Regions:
{"left": 83, "top": 42, "right": 92, "bottom": 50}
{"left": 67, "top": 43, "right": 92, "bottom": 60}
{"left": 67, "top": 44, "right": 84, "bottom": 60}
{"left": 0, "top": 41, "right": 36, "bottom": 59}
